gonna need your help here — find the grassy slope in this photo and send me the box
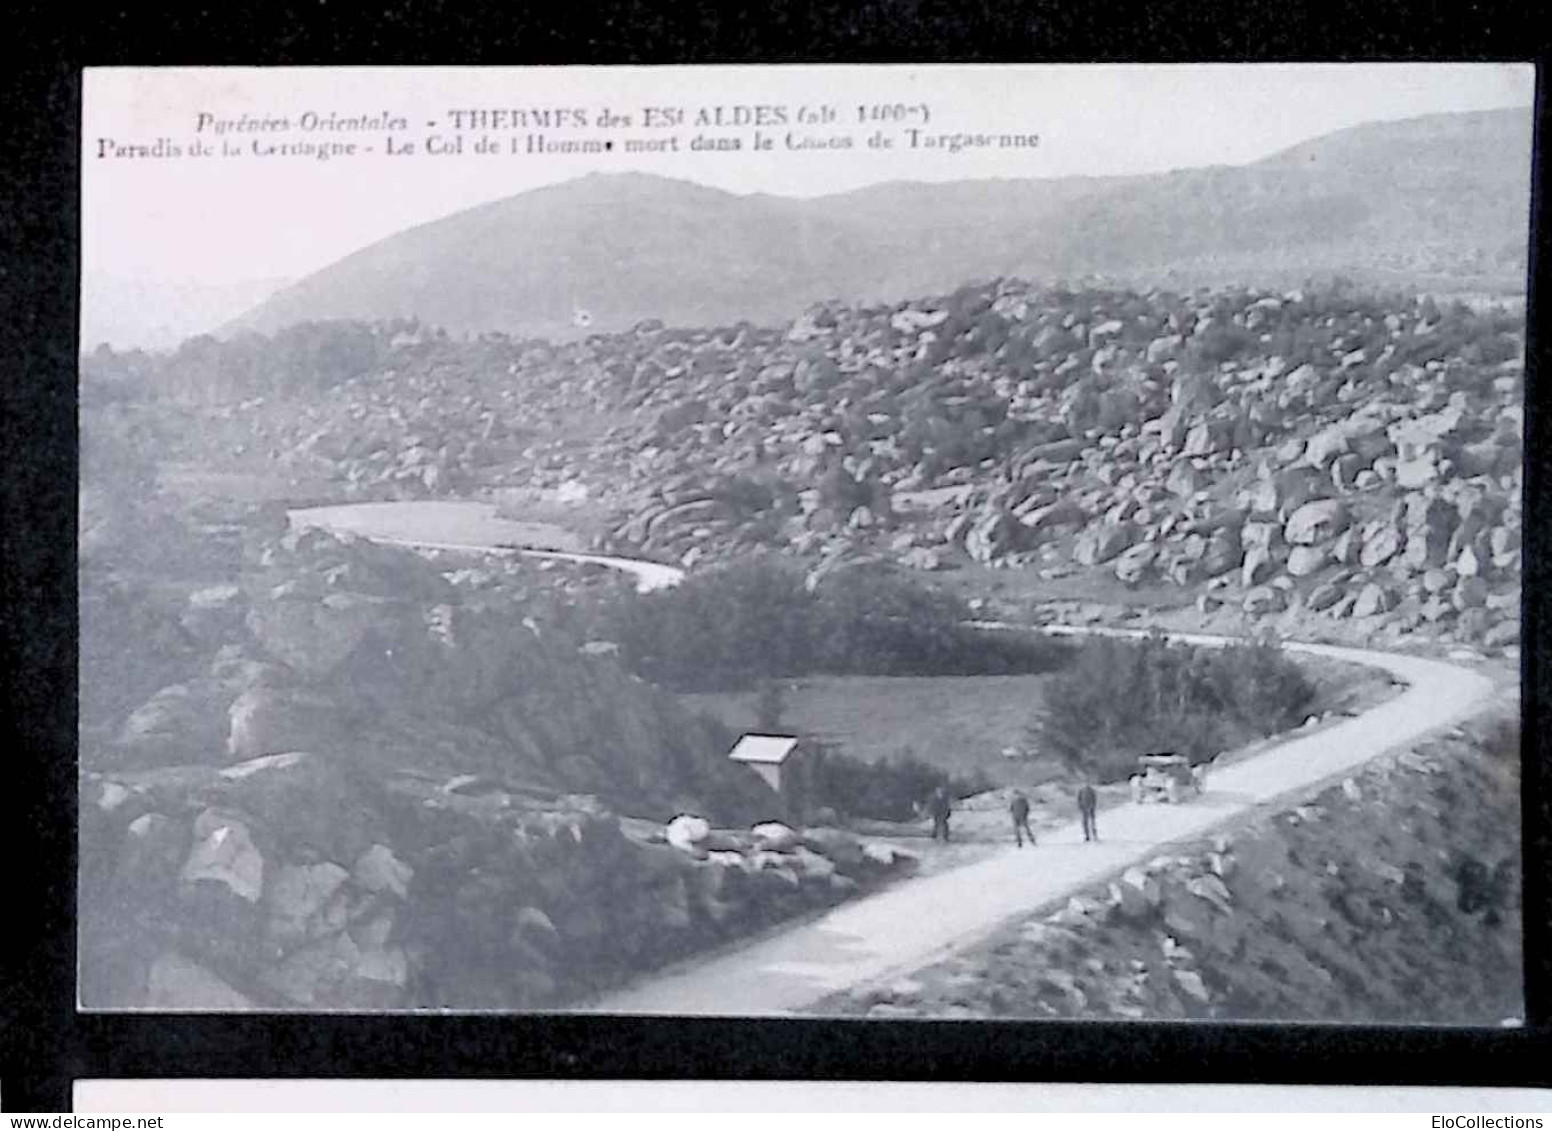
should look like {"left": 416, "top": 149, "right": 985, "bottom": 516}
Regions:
{"left": 683, "top": 673, "right": 1061, "bottom": 788}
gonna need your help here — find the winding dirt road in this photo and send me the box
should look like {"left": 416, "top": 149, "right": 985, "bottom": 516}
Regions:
{"left": 288, "top": 500, "right": 686, "bottom": 591}
{"left": 289, "top": 501, "right": 1505, "bottom": 1017}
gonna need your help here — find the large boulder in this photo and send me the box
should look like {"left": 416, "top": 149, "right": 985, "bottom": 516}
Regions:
{"left": 1306, "top": 581, "right": 1345, "bottom": 612}
{"left": 364, "top": 601, "right": 530, "bottom": 716}
{"left": 1483, "top": 619, "right": 1520, "bottom": 650}
{"left": 1352, "top": 582, "right": 1397, "bottom": 619}
{"left": 1286, "top": 544, "right": 1330, "bottom": 578}
{"left": 1241, "top": 520, "right": 1280, "bottom": 553}
{"left": 665, "top": 814, "right": 713, "bottom": 854}
{"left": 900, "top": 546, "right": 947, "bottom": 572}
{"left": 261, "top": 929, "right": 370, "bottom": 1008}
{"left": 1302, "top": 425, "right": 1350, "bottom": 470}
{"left": 245, "top": 590, "right": 399, "bottom": 680}
{"left": 1166, "top": 461, "right": 1204, "bottom": 499}
{"left": 1331, "top": 452, "right": 1366, "bottom": 491}
{"left": 1201, "top": 529, "right": 1242, "bottom": 576}
{"left": 1359, "top": 523, "right": 1403, "bottom": 569}
{"left": 1284, "top": 500, "right": 1349, "bottom": 546}
{"left": 1329, "top": 527, "right": 1358, "bottom": 566}
{"left": 1241, "top": 545, "right": 1273, "bottom": 588}
{"left": 1395, "top": 454, "right": 1442, "bottom": 489}
{"left": 353, "top": 843, "right": 414, "bottom": 899}
{"left": 116, "top": 810, "right": 191, "bottom": 894}
{"left": 1110, "top": 866, "right": 1162, "bottom": 922}
{"left": 145, "top": 952, "right": 257, "bottom": 1009}
{"left": 965, "top": 509, "right": 1018, "bottom": 564}
{"left": 750, "top": 822, "right": 803, "bottom": 852}
{"left": 1243, "top": 586, "right": 1285, "bottom": 615}
{"left": 1155, "top": 405, "right": 1189, "bottom": 449}
{"left": 1074, "top": 522, "right": 1136, "bottom": 566}
{"left": 117, "top": 679, "right": 234, "bottom": 766}
{"left": 263, "top": 862, "right": 351, "bottom": 949}
{"left": 208, "top": 751, "right": 379, "bottom": 865}
{"left": 1014, "top": 498, "right": 1087, "bottom": 534}
{"left": 1183, "top": 419, "right": 1230, "bottom": 458}
{"left": 1402, "top": 495, "right": 1457, "bottom": 572}
{"left": 227, "top": 686, "right": 349, "bottom": 761}
{"left": 181, "top": 584, "right": 249, "bottom": 647}
{"left": 1272, "top": 466, "right": 1332, "bottom": 518}
{"left": 1246, "top": 475, "right": 1280, "bottom": 516}
{"left": 1452, "top": 577, "right": 1489, "bottom": 611}
{"left": 181, "top": 809, "right": 265, "bottom": 904}
{"left": 1114, "top": 542, "right": 1159, "bottom": 584}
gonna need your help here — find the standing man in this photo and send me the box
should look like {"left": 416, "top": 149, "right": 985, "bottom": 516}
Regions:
{"left": 928, "top": 785, "right": 952, "bottom": 842}
{"left": 1009, "top": 790, "right": 1035, "bottom": 848}
{"left": 1077, "top": 780, "right": 1099, "bottom": 843}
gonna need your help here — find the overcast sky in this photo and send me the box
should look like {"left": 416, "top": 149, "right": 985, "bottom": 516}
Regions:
{"left": 83, "top": 63, "right": 1534, "bottom": 288}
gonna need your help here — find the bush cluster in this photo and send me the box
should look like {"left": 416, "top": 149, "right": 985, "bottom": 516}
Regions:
{"left": 1028, "top": 633, "right": 1317, "bottom": 782}
{"left": 809, "top": 744, "right": 994, "bottom": 823}
{"left": 581, "top": 556, "right": 1069, "bottom": 692}
{"left": 83, "top": 319, "right": 406, "bottom": 404}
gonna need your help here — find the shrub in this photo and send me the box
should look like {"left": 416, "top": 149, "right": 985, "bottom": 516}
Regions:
{"left": 1028, "top": 634, "right": 1316, "bottom": 782}
{"left": 588, "top": 556, "right": 816, "bottom": 690}
{"left": 810, "top": 744, "right": 993, "bottom": 823}
{"left": 583, "top": 557, "right": 1068, "bottom": 692}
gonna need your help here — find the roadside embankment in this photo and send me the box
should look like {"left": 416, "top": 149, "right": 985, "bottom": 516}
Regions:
{"left": 816, "top": 704, "right": 1521, "bottom": 1022}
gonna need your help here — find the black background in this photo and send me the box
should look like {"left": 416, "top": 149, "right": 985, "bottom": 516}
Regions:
{"left": 2, "top": 1, "right": 1549, "bottom": 1114}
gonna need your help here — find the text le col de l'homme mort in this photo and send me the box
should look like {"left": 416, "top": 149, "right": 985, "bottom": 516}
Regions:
{"left": 95, "top": 103, "right": 1042, "bottom": 162}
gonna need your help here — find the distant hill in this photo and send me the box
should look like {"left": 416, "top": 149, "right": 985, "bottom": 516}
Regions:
{"left": 231, "top": 107, "right": 1533, "bottom": 340}
{"left": 83, "top": 275, "right": 290, "bottom": 352}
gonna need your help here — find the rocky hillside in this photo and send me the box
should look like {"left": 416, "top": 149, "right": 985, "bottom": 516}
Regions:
{"left": 229, "top": 109, "right": 1531, "bottom": 340}
{"left": 816, "top": 706, "right": 1522, "bottom": 1023}
{"left": 78, "top": 274, "right": 1527, "bottom": 1014}
{"left": 131, "top": 274, "right": 1524, "bottom": 657}
{"left": 78, "top": 495, "right": 915, "bottom": 1009}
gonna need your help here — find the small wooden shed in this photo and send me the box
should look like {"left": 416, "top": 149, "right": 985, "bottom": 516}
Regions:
{"left": 727, "top": 732, "right": 802, "bottom": 796}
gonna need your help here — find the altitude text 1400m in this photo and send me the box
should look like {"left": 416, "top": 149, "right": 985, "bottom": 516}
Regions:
{"left": 857, "top": 103, "right": 931, "bottom": 124}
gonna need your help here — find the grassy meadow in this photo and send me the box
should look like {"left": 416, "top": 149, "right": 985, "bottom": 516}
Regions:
{"left": 681, "top": 673, "right": 1070, "bottom": 789}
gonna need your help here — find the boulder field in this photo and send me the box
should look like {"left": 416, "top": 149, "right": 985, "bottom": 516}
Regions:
{"left": 79, "top": 518, "right": 912, "bottom": 1010}
{"left": 130, "top": 280, "right": 1522, "bottom": 653}
{"left": 78, "top": 276, "right": 1525, "bottom": 1010}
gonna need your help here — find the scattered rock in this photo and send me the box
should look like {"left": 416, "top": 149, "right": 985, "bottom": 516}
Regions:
{"left": 181, "top": 810, "right": 265, "bottom": 903}
{"left": 665, "top": 814, "right": 713, "bottom": 853}
{"left": 1285, "top": 500, "right": 1349, "bottom": 546}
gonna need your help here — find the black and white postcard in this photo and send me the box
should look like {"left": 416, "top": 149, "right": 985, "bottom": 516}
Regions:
{"left": 77, "top": 63, "right": 1531, "bottom": 1023}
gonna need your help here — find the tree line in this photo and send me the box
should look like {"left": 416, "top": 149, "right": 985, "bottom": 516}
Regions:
{"left": 575, "top": 555, "right": 1070, "bottom": 693}
{"left": 1027, "top": 633, "right": 1317, "bottom": 782}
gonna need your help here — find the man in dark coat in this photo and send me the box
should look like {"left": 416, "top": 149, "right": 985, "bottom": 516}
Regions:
{"left": 1077, "top": 781, "right": 1099, "bottom": 842}
{"left": 1009, "top": 790, "right": 1035, "bottom": 847}
{"left": 928, "top": 786, "right": 952, "bottom": 841}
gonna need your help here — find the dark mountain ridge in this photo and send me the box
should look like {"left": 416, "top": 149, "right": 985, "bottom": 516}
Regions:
{"left": 231, "top": 107, "right": 1532, "bottom": 341}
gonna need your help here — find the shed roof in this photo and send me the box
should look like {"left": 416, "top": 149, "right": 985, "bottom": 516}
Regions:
{"left": 728, "top": 733, "right": 800, "bottom": 765}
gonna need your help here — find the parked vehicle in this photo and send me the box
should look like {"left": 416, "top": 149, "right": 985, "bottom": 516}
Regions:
{"left": 1129, "top": 752, "right": 1204, "bottom": 804}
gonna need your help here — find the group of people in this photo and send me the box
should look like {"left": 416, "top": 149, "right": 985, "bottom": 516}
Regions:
{"left": 924, "top": 782, "right": 1100, "bottom": 846}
